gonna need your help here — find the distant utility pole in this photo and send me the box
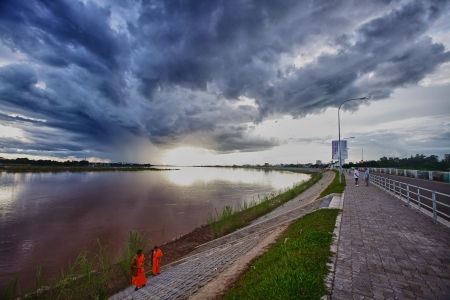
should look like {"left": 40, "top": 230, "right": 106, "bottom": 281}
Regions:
{"left": 362, "top": 149, "right": 364, "bottom": 167}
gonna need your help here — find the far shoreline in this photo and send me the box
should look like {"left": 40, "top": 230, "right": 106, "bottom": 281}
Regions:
{"left": 0, "top": 166, "right": 179, "bottom": 173}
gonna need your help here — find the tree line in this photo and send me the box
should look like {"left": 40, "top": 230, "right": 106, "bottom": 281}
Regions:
{"left": 0, "top": 157, "right": 153, "bottom": 167}
{"left": 342, "top": 154, "right": 450, "bottom": 171}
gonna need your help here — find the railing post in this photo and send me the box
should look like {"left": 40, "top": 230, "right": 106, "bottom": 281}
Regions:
{"left": 389, "top": 179, "right": 392, "bottom": 195}
{"left": 393, "top": 180, "right": 395, "bottom": 197}
{"left": 432, "top": 190, "right": 437, "bottom": 224}
{"left": 391, "top": 180, "right": 394, "bottom": 195}
{"left": 418, "top": 188, "right": 421, "bottom": 213}
{"left": 407, "top": 185, "right": 410, "bottom": 207}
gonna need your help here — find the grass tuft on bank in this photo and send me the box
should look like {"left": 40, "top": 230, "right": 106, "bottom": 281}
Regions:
{"left": 207, "top": 172, "right": 322, "bottom": 239}
{"left": 319, "top": 169, "right": 345, "bottom": 198}
{"left": 2, "top": 231, "right": 150, "bottom": 300}
{"left": 222, "top": 209, "right": 340, "bottom": 300}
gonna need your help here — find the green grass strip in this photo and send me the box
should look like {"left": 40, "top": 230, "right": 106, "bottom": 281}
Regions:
{"left": 222, "top": 209, "right": 340, "bottom": 300}
{"left": 319, "top": 169, "right": 345, "bottom": 198}
{"left": 208, "top": 172, "right": 322, "bottom": 238}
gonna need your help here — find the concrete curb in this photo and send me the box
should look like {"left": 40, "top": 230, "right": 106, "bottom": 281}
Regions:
{"left": 320, "top": 191, "right": 345, "bottom": 300}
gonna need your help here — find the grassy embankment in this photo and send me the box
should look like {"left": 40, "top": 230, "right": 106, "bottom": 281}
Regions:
{"left": 207, "top": 171, "right": 322, "bottom": 238}
{"left": 319, "top": 169, "right": 346, "bottom": 198}
{"left": 1, "top": 231, "right": 151, "bottom": 300}
{"left": 222, "top": 209, "right": 340, "bottom": 299}
{"left": 0, "top": 166, "right": 176, "bottom": 172}
{"left": 220, "top": 169, "right": 345, "bottom": 299}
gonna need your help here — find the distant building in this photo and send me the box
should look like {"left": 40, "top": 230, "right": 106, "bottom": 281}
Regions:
{"left": 316, "top": 160, "right": 322, "bottom": 165}
{"left": 264, "top": 163, "right": 269, "bottom": 167}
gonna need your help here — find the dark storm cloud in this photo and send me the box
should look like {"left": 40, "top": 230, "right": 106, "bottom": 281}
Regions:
{"left": 0, "top": 0, "right": 129, "bottom": 105}
{"left": 254, "top": 0, "right": 450, "bottom": 118}
{"left": 0, "top": 0, "right": 448, "bottom": 159}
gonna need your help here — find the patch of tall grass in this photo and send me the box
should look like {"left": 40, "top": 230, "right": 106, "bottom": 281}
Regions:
{"left": 207, "top": 173, "right": 322, "bottom": 238}
{"left": 319, "top": 169, "right": 346, "bottom": 198}
{"left": 39, "top": 239, "right": 112, "bottom": 300}
{"left": 118, "top": 231, "right": 151, "bottom": 281}
{"left": 1, "top": 276, "right": 19, "bottom": 300}
{"left": 3, "top": 232, "right": 150, "bottom": 300}
{"left": 222, "top": 209, "right": 340, "bottom": 300}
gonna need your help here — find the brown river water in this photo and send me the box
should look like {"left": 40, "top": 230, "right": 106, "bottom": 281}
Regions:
{"left": 0, "top": 167, "right": 310, "bottom": 292}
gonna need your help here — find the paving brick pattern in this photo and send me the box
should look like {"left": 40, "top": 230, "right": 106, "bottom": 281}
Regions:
{"left": 332, "top": 174, "right": 450, "bottom": 300}
{"left": 110, "top": 229, "right": 277, "bottom": 300}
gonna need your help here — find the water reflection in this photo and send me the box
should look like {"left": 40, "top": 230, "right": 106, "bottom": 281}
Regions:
{"left": 167, "top": 167, "right": 306, "bottom": 190}
{"left": 0, "top": 167, "right": 310, "bottom": 292}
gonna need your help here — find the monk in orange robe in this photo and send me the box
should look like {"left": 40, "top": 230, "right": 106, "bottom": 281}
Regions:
{"left": 131, "top": 249, "right": 147, "bottom": 291}
{"left": 152, "top": 246, "right": 163, "bottom": 275}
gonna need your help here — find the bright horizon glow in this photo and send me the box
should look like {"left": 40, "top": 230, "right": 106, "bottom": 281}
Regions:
{"left": 2, "top": 83, "right": 449, "bottom": 166}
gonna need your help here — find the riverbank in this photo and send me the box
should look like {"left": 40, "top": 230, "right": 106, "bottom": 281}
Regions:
{"left": 109, "top": 171, "right": 335, "bottom": 299}
{"left": 3, "top": 170, "right": 322, "bottom": 300}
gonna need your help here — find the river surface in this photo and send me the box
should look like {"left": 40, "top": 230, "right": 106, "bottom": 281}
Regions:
{"left": 0, "top": 167, "right": 310, "bottom": 291}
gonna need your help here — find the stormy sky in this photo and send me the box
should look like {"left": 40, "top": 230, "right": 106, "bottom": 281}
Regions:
{"left": 0, "top": 0, "right": 449, "bottom": 165}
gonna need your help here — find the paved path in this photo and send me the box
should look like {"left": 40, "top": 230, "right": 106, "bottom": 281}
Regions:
{"left": 371, "top": 172, "right": 450, "bottom": 225}
{"left": 110, "top": 171, "right": 335, "bottom": 300}
{"left": 332, "top": 173, "right": 450, "bottom": 299}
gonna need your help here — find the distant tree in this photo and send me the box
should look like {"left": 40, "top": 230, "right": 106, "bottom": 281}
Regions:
{"left": 343, "top": 154, "right": 448, "bottom": 171}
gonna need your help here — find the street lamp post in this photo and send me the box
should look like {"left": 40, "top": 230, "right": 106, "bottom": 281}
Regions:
{"left": 338, "top": 97, "right": 370, "bottom": 183}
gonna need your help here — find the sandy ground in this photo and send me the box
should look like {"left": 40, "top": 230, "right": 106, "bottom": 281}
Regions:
{"left": 189, "top": 223, "right": 290, "bottom": 300}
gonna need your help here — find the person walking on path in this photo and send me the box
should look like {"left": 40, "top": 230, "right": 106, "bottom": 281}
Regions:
{"left": 364, "top": 167, "right": 369, "bottom": 186}
{"left": 353, "top": 168, "right": 359, "bottom": 186}
{"left": 152, "top": 246, "right": 163, "bottom": 275}
{"left": 131, "top": 250, "right": 146, "bottom": 291}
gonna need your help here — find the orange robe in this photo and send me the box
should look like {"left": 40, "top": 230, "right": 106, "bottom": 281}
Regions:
{"left": 152, "top": 249, "right": 163, "bottom": 275}
{"left": 131, "top": 254, "right": 147, "bottom": 287}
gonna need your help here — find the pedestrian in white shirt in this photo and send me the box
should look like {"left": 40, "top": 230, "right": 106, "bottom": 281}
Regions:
{"left": 353, "top": 168, "right": 359, "bottom": 186}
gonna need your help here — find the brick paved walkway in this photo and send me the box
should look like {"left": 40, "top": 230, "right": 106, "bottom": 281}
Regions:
{"left": 332, "top": 173, "right": 450, "bottom": 299}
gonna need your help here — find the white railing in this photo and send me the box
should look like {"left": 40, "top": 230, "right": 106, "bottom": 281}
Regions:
{"left": 370, "top": 174, "right": 450, "bottom": 228}
{"left": 359, "top": 168, "right": 450, "bottom": 182}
